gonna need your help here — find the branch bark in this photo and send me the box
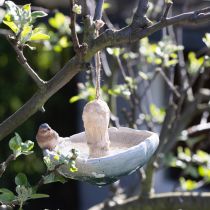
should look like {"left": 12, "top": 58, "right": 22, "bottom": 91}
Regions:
{"left": 85, "top": 7, "right": 210, "bottom": 61}
{"left": 89, "top": 192, "right": 210, "bottom": 210}
{"left": 7, "top": 39, "right": 45, "bottom": 88}
{"left": 0, "top": 56, "right": 81, "bottom": 141}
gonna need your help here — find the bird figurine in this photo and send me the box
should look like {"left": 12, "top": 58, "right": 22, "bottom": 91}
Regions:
{"left": 36, "top": 123, "right": 59, "bottom": 150}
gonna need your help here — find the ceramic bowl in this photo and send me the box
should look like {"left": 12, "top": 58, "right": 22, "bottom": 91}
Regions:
{"left": 45, "top": 127, "right": 159, "bottom": 186}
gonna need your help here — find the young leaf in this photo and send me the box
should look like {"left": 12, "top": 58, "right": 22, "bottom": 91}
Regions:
{"left": 30, "top": 194, "right": 49, "bottom": 199}
{"left": 9, "top": 133, "right": 22, "bottom": 155}
{"left": 48, "top": 12, "right": 65, "bottom": 29}
{"left": 0, "top": 188, "right": 16, "bottom": 203}
{"left": 21, "top": 140, "right": 34, "bottom": 152}
{"left": 43, "top": 173, "right": 66, "bottom": 184}
{"left": 3, "top": 20, "right": 19, "bottom": 33}
{"left": 22, "top": 4, "right": 31, "bottom": 12}
{"left": 30, "top": 32, "right": 50, "bottom": 41}
{"left": 15, "top": 173, "right": 29, "bottom": 187}
{"left": 31, "top": 11, "right": 48, "bottom": 21}
{"left": 20, "top": 24, "right": 32, "bottom": 43}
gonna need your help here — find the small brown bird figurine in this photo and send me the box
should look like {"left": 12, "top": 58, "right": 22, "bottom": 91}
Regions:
{"left": 36, "top": 123, "right": 59, "bottom": 150}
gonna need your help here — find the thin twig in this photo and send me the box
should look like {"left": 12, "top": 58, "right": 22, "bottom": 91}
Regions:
{"left": 161, "top": 1, "right": 173, "bottom": 20}
{"left": 7, "top": 38, "right": 45, "bottom": 88}
{"left": 157, "top": 68, "right": 181, "bottom": 98}
{"left": 69, "top": 0, "right": 81, "bottom": 54}
{"left": 0, "top": 154, "right": 16, "bottom": 177}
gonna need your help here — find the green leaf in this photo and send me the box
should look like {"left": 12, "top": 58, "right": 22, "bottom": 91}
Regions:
{"left": 43, "top": 173, "right": 66, "bottom": 184}
{"left": 203, "top": 33, "right": 210, "bottom": 48}
{"left": 0, "top": 188, "right": 15, "bottom": 203}
{"left": 30, "top": 32, "right": 50, "bottom": 41}
{"left": 49, "top": 12, "right": 65, "bottom": 29}
{"left": 31, "top": 11, "right": 48, "bottom": 21}
{"left": 30, "top": 193, "right": 49, "bottom": 199}
{"left": 15, "top": 173, "right": 29, "bottom": 187}
{"left": 106, "top": 47, "right": 121, "bottom": 57}
{"left": 21, "top": 140, "right": 34, "bottom": 152}
{"left": 69, "top": 95, "right": 80, "bottom": 103}
{"left": 149, "top": 104, "right": 165, "bottom": 123}
{"left": 179, "top": 177, "right": 198, "bottom": 191}
{"left": 9, "top": 133, "right": 22, "bottom": 155}
{"left": 103, "top": 2, "right": 110, "bottom": 10}
{"left": 20, "top": 24, "right": 32, "bottom": 43}
{"left": 72, "top": 4, "right": 82, "bottom": 15}
{"left": 58, "top": 36, "right": 70, "bottom": 48}
{"left": 22, "top": 4, "right": 31, "bottom": 12}
{"left": 188, "top": 52, "right": 204, "bottom": 76}
{"left": 3, "top": 20, "right": 19, "bottom": 33}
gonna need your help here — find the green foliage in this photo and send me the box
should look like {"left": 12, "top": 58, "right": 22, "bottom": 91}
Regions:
{"left": 188, "top": 52, "right": 204, "bottom": 76}
{"left": 72, "top": 4, "right": 82, "bottom": 15}
{"left": 179, "top": 177, "right": 198, "bottom": 191}
{"left": 9, "top": 133, "right": 34, "bottom": 158}
{"left": 140, "top": 36, "right": 183, "bottom": 67}
{"left": 203, "top": 33, "right": 210, "bottom": 48}
{"left": 69, "top": 82, "right": 97, "bottom": 103}
{"left": 2, "top": 1, "right": 49, "bottom": 45}
{"left": 165, "top": 146, "right": 210, "bottom": 191}
{"left": 0, "top": 173, "right": 49, "bottom": 209}
{"left": 149, "top": 104, "right": 165, "bottom": 123}
{"left": 43, "top": 148, "right": 79, "bottom": 183}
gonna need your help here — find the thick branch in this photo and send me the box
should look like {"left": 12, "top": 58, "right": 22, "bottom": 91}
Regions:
{"left": 89, "top": 192, "right": 210, "bottom": 210}
{"left": 0, "top": 57, "right": 81, "bottom": 141}
{"left": 131, "top": 0, "right": 151, "bottom": 28}
{"left": 85, "top": 8, "right": 210, "bottom": 61}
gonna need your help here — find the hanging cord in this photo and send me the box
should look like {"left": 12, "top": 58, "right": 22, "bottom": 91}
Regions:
{"left": 95, "top": 28, "right": 102, "bottom": 99}
{"left": 94, "top": 0, "right": 105, "bottom": 100}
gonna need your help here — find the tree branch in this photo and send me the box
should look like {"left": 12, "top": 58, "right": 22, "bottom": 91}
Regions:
{"left": 7, "top": 38, "right": 46, "bottom": 88}
{"left": 0, "top": 56, "right": 81, "bottom": 141}
{"left": 89, "top": 192, "right": 210, "bottom": 210}
{"left": 85, "top": 7, "right": 210, "bottom": 61}
{"left": 69, "top": 0, "right": 81, "bottom": 54}
{"left": 161, "top": 0, "right": 173, "bottom": 20}
{"left": 131, "top": 0, "right": 151, "bottom": 28}
{"left": 0, "top": 154, "right": 16, "bottom": 177}
{"left": 94, "top": 0, "right": 104, "bottom": 21}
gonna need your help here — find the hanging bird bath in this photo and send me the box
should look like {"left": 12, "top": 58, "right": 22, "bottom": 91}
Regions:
{"left": 40, "top": 99, "right": 159, "bottom": 186}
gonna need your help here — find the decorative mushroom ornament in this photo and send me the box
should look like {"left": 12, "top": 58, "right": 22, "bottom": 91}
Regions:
{"left": 40, "top": 99, "right": 159, "bottom": 186}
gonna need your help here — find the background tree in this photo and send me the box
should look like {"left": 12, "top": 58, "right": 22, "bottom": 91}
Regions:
{"left": 1, "top": 0, "right": 210, "bottom": 209}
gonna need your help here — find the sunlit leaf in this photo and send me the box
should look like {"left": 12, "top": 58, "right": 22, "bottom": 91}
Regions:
{"left": 149, "top": 104, "right": 165, "bottom": 123}
{"left": 30, "top": 32, "right": 50, "bottom": 41}
{"left": 69, "top": 95, "right": 80, "bottom": 103}
{"left": 3, "top": 20, "right": 19, "bottom": 33}
{"left": 49, "top": 12, "right": 65, "bottom": 29}
{"left": 179, "top": 177, "right": 198, "bottom": 191}
{"left": 22, "top": 4, "right": 31, "bottom": 12}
